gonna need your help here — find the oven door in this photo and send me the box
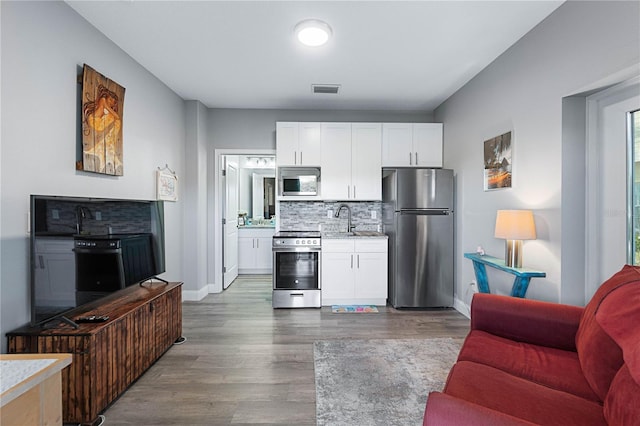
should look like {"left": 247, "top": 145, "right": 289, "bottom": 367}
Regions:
{"left": 273, "top": 248, "right": 320, "bottom": 290}
{"left": 74, "top": 247, "right": 126, "bottom": 305}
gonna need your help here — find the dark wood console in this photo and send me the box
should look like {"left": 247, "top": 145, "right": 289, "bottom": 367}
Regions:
{"left": 7, "top": 281, "right": 183, "bottom": 425}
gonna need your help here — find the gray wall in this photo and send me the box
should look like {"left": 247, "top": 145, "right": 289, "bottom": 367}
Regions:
{"left": 208, "top": 109, "right": 433, "bottom": 149}
{"left": 0, "top": 1, "right": 186, "bottom": 351}
{"left": 435, "top": 1, "right": 640, "bottom": 311}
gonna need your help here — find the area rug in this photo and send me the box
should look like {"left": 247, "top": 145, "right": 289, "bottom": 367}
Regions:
{"left": 314, "top": 338, "right": 461, "bottom": 426}
{"left": 331, "top": 305, "right": 379, "bottom": 313}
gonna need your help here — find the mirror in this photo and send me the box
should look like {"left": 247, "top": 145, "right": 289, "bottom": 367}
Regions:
{"left": 238, "top": 156, "right": 275, "bottom": 222}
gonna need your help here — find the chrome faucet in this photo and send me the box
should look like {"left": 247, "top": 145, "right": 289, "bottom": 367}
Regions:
{"left": 335, "top": 204, "right": 355, "bottom": 233}
{"left": 76, "top": 206, "right": 92, "bottom": 234}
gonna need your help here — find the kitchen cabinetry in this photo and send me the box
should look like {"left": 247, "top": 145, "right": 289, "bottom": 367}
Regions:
{"left": 321, "top": 123, "right": 382, "bottom": 200}
{"left": 7, "top": 282, "right": 182, "bottom": 425}
{"left": 382, "top": 123, "right": 443, "bottom": 167}
{"left": 276, "top": 122, "right": 321, "bottom": 166}
{"left": 238, "top": 227, "right": 275, "bottom": 274}
{"left": 33, "top": 237, "right": 75, "bottom": 309}
{"left": 321, "top": 238, "right": 388, "bottom": 305}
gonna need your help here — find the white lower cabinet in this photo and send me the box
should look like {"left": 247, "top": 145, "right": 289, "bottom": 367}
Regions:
{"left": 238, "top": 228, "right": 274, "bottom": 274}
{"left": 321, "top": 238, "right": 388, "bottom": 306}
{"left": 34, "top": 238, "right": 76, "bottom": 308}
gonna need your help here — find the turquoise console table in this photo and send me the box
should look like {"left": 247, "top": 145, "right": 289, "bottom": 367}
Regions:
{"left": 464, "top": 253, "right": 546, "bottom": 298}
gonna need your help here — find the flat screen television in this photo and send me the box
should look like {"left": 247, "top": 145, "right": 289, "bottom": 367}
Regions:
{"left": 30, "top": 195, "right": 166, "bottom": 327}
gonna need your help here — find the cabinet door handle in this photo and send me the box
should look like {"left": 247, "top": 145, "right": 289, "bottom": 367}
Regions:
{"left": 253, "top": 239, "right": 256, "bottom": 249}
{"left": 353, "top": 186, "right": 356, "bottom": 199}
{"left": 300, "top": 151, "right": 303, "bottom": 164}
{"left": 415, "top": 152, "right": 419, "bottom": 165}
{"left": 294, "top": 151, "right": 298, "bottom": 165}
{"left": 256, "top": 239, "right": 259, "bottom": 249}
{"left": 409, "top": 152, "right": 412, "bottom": 165}
{"left": 357, "top": 254, "right": 360, "bottom": 268}
{"left": 351, "top": 254, "right": 354, "bottom": 269}
{"left": 348, "top": 185, "right": 351, "bottom": 199}
{"left": 39, "top": 255, "right": 44, "bottom": 269}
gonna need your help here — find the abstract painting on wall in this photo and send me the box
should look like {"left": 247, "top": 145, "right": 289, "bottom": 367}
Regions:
{"left": 78, "top": 64, "right": 125, "bottom": 176}
{"left": 484, "top": 131, "right": 512, "bottom": 191}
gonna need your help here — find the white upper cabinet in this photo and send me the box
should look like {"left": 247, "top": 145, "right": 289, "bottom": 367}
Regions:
{"left": 276, "top": 122, "right": 321, "bottom": 166}
{"left": 382, "top": 123, "right": 443, "bottom": 167}
{"left": 321, "top": 123, "right": 382, "bottom": 201}
{"left": 351, "top": 123, "right": 382, "bottom": 200}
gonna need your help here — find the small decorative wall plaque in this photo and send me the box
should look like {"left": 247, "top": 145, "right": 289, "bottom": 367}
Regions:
{"left": 156, "top": 165, "right": 178, "bottom": 202}
{"left": 78, "top": 64, "right": 125, "bottom": 176}
{"left": 484, "top": 131, "right": 512, "bottom": 191}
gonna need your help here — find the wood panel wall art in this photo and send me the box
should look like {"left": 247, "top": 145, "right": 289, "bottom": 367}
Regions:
{"left": 78, "top": 64, "right": 125, "bottom": 176}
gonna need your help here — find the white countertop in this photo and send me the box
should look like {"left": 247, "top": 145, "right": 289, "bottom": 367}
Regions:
{"left": 0, "top": 354, "right": 72, "bottom": 406}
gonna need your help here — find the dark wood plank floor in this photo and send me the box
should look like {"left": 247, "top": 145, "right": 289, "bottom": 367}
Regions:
{"left": 101, "top": 275, "right": 470, "bottom": 425}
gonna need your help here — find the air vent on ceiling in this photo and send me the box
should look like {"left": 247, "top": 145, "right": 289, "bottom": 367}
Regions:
{"left": 312, "top": 84, "right": 341, "bottom": 94}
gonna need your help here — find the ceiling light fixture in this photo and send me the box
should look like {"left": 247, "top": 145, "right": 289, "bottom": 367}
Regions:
{"left": 295, "top": 19, "right": 332, "bottom": 47}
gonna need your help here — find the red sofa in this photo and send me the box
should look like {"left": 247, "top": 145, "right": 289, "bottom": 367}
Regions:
{"left": 424, "top": 264, "right": 640, "bottom": 425}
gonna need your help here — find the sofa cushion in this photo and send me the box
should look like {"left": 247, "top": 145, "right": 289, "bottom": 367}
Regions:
{"left": 575, "top": 265, "right": 640, "bottom": 400}
{"left": 443, "top": 361, "right": 606, "bottom": 426}
{"left": 596, "top": 278, "right": 640, "bottom": 383}
{"left": 603, "top": 365, "right": 640, "bottom": 425}
{"left": 458, "top": 330, "right": 599, "bottom": 401}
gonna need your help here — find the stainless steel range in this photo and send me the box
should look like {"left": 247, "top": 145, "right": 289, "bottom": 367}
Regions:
{"left": 272, "top": 231, "right": 321, "bottom": 308}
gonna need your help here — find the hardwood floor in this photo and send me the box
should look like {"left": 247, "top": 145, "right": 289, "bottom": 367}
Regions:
{"left": 101, "top": 275, "right": 470, "bottom": 425}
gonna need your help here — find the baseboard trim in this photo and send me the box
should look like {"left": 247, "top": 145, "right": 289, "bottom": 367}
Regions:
{"left": 181, "top": 286, "right": 209, "bottom": 302}
{"left": 453, "top": 297, "right": 471, "bottom": 319}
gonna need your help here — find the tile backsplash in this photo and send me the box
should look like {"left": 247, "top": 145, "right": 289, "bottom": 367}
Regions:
{"left": 279, "top": 201, "right": 382, "bottom": 232}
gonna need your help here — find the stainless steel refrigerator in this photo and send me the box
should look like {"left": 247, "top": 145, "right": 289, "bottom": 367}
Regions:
{"left": 382, "top": 168, "right": 454, "bottom": 308}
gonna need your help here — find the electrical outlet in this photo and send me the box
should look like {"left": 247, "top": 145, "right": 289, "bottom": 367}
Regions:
{"left": 95, "top": 211, "right": 102, "bottom": 221}
{"left": 371, "top": 211, "right": 377, "bottom": 219}
{"left": 327, "top": 209, "right": 333, "bottom": 218}
{"left": 52, "top": 209, "right": 59, "bottom": 219}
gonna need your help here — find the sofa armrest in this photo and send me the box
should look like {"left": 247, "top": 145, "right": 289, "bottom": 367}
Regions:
{"left": 424, "top": 392, "right": 536, "bottom": 426}
{"left": 471, "top": 293, "right": 583, "bottom": 351}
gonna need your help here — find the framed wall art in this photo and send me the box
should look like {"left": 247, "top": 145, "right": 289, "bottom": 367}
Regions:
{"left": 78, "top": 64, "right": 125, "bottom": 176}
{"left": 157, "top": 166, "right": 178, "bottom": 202}
{"left": 484, "top": 131, "right": 512, "bottom": 191}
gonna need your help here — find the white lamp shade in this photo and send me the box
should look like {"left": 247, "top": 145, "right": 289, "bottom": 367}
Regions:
{"left": 494, "top": 210, "right": 536, "bottom": 240}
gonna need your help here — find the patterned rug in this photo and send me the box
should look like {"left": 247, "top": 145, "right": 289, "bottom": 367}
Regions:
{"left": 314, "top": 338, "right": 461, "bottom": 426}
{"left": 331, "top": 305, "right": 379, "bottom": 313}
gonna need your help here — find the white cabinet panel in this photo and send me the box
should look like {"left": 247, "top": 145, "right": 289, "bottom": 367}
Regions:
{"left": 320, "top": 123, "right": 352, "bottom": 200}
{"left": 382, "top": 123, "right": 443, "bottom": 167}
{"left": 276, "top": 122, "right": 321, "bottom": 166}
{"left": 33, "top": 238, "right": 75, "bottom": 307}
{"left": 413, "top": 123, "right": 443, "bottom": 167}
{"left": 321, "top": 123, "right": 382, "bottom": 201}
{"left": 321, "top": 238, "right": 387, "bottom": 306}
{"left": 238, "top": 228, "right": 275, "bottom": 274}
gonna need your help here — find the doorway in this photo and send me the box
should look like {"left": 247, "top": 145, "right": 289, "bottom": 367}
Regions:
{"left": 585, "top": 77, "right": 640, "bottom": 299}
{"left": 215, "top": 149, "right": 276, "bottom": 292}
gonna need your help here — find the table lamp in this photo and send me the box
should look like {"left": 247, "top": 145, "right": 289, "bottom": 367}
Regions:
{"left": 494, "top": 210, "right": 536, "bottom": 268}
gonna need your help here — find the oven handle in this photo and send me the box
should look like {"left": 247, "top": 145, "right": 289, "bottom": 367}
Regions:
{"left": 73, "top": 248, "right": 122, "bottom": 254}
{"left": 272, "top": 247, "right": 321, "bottom": 253}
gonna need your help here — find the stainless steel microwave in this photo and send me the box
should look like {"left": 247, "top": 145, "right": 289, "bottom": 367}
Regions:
{"left": 279, "top": 168, "right": 320, "bottom": 196}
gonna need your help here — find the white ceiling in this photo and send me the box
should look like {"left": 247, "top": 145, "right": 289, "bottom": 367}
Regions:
{"left": 67, "top": 1, "right": 564, "bottom": 112}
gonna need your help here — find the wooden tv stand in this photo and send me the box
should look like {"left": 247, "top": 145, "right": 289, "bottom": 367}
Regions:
{"left": 7, "top": 281, "right": 183, "bottom": 425}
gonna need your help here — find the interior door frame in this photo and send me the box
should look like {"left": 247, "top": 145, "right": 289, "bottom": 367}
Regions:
{"left": 212, "top": 148, "right": 275, "bottom": 293}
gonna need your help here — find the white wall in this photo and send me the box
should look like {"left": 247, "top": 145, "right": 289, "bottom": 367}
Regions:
{"left": 435, "top": 1, "right": 640, "bottom": 312}
{"left": 183, "top": 100, "right": 209, "bottom": 301}
{"left": 0, "top": 1, "right": 186, "bottom": 351}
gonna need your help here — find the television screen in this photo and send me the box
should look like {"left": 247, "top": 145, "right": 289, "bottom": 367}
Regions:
{"left": 30, "top": 195, "right": 166, "bottom": 326}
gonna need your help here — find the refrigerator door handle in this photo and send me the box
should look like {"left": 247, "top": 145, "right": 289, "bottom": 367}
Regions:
{"left": 400, "top": 208, "right": 451, "bottom": 215}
